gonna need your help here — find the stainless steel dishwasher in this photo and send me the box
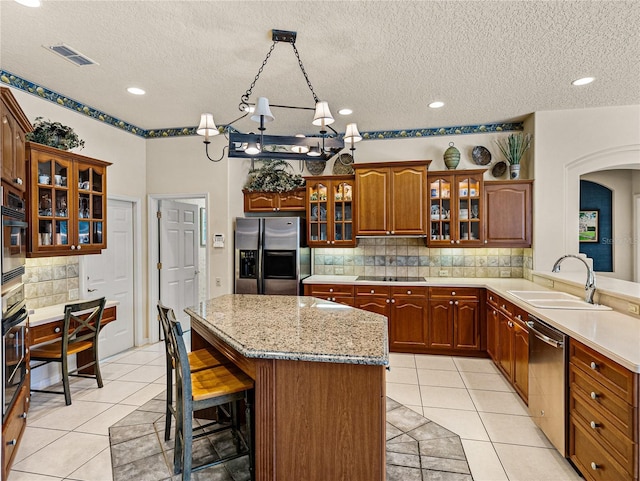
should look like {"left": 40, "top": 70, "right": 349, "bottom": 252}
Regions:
{"left": 527, "top": 315, "right": 568, "bottom": 456}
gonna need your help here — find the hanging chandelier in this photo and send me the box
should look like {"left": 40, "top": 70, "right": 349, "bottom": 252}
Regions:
{"left": 197, "top": 29, "right": 355, "bottom": 162}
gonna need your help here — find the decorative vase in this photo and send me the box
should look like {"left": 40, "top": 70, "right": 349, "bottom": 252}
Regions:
{"left": 509, "top": 164, "right": 521, "bottom": 180}
{"left": 443, "top": 142, "right": 460, "bottom": 170}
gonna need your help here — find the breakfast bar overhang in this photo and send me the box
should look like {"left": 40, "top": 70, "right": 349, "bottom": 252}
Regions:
{"left": 185, "top": 294, "right": 389, "bottom": 481}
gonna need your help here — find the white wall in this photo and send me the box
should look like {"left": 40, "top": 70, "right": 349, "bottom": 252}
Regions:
{"left": 581, "top": 170, "right": 634, "bottom": 280}
{"left": 533, "top": 105, "right": 640, "bottom": 274}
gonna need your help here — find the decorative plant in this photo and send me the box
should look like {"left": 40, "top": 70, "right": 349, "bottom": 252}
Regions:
{"left": 244, "top": 159, "right": 305, "bottom": 192}
{"left": 26, "top": 117, "right": 85, "bottom": 151}
{"left": 494, "top": 132, "right": 531, "bottom": 165}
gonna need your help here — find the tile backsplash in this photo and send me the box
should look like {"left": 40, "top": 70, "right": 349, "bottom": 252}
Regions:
{"left": 313, "top": 238, "right": 534, "bottom": 280}
{"left": 24, "top": 256, "right": 80, "bottom": 309}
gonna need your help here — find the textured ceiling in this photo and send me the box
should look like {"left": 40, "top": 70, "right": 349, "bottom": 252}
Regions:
{"left": 1, "top": 0, "right": 639, "bottom": 136}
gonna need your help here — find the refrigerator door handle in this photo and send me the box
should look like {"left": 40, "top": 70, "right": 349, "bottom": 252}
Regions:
{"left": 258, "top": 218, "right": 264, "bottom": 294}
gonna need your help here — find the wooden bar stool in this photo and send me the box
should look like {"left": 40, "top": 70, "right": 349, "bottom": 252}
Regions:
{"left": 157, "top": 302, "right": 231, "bottom": 441}
{"left": 31, "top": 298, "right": 106, "bottom": 406}
{"left": 163, "top": 308, "right": 254, "bottom": 481}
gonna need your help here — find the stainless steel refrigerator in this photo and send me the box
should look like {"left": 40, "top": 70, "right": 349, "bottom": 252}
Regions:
{"left": 234, "top": 217, "right": 310, "bottom": 295}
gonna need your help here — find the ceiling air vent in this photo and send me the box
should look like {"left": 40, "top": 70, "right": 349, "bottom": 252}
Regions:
{"left": 45, "top": 43, "right": 98, "bottom": 66}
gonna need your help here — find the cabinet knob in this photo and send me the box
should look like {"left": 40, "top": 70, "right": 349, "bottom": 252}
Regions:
{"left": 331, "top": 297, "right": 336, "bottom": 301}
{"left": 451, "top": 291, "right": 456, "bottom": 296}
{"left": 449, "top": 300, "right": 453, "bottom": 305}
{"left": 6, "top": 439, "right": 16, "bottom": 446}
{"left": 508, "top": 321, "right": 514, "bottom": 328}
{"left": 386, "top": 299, "right": 390, "bottom": 304}
{"left": 515, "top": 314, "right": 522, "bottom": 320}
{"left": 455, "top": 301, "right": 459, "bottom": 305}
{"left": 489, "top": 296, "right": 493, "bottom": 301}
{"left": 327, "top": 241, "right": 330, "bottom": 244}
{"left": 484, "top": 240, "right": 488, "bottom": 244}
{"left": 370, "top": 290, "right": 375, "bottom": 294}
{"left": 590, "top": 462, "right": 599, "bottom": 471}
{"left": 590, "top": 421, "right": 599, "bottom": 429}
{"left": 407, "top": 290, "right": 412, "bottom": 295}
{"left": 14, "top": 177, "right": 23, "bottom": 185}
{"left": 19, "top": 412, "right": 27, "bottom": 419}
{"left": 501, "top": 304, "right": 506, "bottom": 309}
{"left": 331, "top": 241, "right": 335, "bottom": 244}
{"left": 456, "top": 240, "right": 460, "bottom": 244}
{"left": 54, "top": 327, "right": 61, "bottom": 333}
{"left": 590, "top": 361, "right": 598, "bottom": 370}
{"left": 71, "top": 245, "right": 76, "bottom": 250}
{"left": 329, "top": 288, "right": 334, "bottom": 292}
{"left": 391, "top": 299, "right": 395, "bottom": 303}
{"left": 590, "top": 391, "right": 599, "bottom": 400}
{"left": 493, "top": 310, "right": 497, "bottom": 315}
{"left": 273, "top": 208, "right": 277, "bottom": 211}
{"left": 390, "top": 231, "right": 395, "bottom": 234}
{"left": 386, "top": 231, "right": 390, "bottom": 235}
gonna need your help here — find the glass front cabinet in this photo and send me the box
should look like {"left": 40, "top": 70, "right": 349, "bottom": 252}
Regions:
{"left": 428, "top": 169, "right": 485, "bottom": 246}
{"left": 26, "top": 142, "right": 111, "bottom": 257}
{"left": 306, "top": 175, "right": 355, "bottom": 247}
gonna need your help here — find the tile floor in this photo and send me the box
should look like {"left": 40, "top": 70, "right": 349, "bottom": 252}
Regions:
{"left": 10, "top": 343, "right": 584, "bottom": 481}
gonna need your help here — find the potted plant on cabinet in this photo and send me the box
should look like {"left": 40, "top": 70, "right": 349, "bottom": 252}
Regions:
{"left": 244, "top": 159, "right": 305, "bottom": 192}
{"left": 26, "top": 117, "right": 85, "bottom": 151}
{"left": 494, "top": 132, "right": 531, "bottom": 179}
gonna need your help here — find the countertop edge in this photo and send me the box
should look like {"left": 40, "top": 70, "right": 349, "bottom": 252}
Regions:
{"left": 29, "top": 299, "right": 120, "bottom": 327}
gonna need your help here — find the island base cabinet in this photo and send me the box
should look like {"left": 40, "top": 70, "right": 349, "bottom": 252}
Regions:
{"left": 257, "top": 359, "right": 386, "bottom": 481}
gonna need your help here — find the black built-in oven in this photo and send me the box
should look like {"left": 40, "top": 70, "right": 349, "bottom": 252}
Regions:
{"left": 1, "top": 188, "right": 27, "bottom": 291}
{"left": 2, "top": 282, "right": 28, "bottom": 420}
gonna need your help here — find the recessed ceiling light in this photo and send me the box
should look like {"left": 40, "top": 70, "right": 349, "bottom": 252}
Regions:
{"left": 14, "top": 0, "right": 41, "bottom": 7}
{"left": 572, "top": 77, "right": 595, "bottom": 86}
{"left": 127, "top": 87, "right": 146, "bottom": 95}
{"left": 428, "top": 101, "right": 445, "bottom": 109}
{"left": 338, "top": 108, "right": 353, "bottom": 115}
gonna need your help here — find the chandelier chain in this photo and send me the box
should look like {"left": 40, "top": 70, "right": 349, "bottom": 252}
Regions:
{"left": 290, "top": 41, "right": 319, "bottom": 104}
{"left": 239, "top": 41, "right": 277, "bottom": 112}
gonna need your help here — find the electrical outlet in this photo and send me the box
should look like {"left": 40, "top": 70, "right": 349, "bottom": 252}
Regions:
{"left": 439, "top": 270, "right": 449, "bottom": 277}
{"left": 628, "top": 303, "right": 640, "bottom": 315}
{"left": 500, "top": 270, "right": 511, "bottom": 278}
{"left": 215, "top": 277, "right": 221, "bottom": 287}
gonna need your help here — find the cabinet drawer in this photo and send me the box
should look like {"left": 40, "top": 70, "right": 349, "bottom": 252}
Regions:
{"left": 30, "top": 320, "right": 64, "bottom": 345}
{"left": 429, "top": 287, "right": 480, "bottom": 300}
{"left": 356, "top": 285, "right": 390, "bottom": 297}
{"left": 2, "top": 384, "right": 28, "bottom": 478}
{"left": 570, "top": 364, "right": 636, "bottom": 439}
{"left": 306, "top": 284, "right": 355, "bottom": 297}
{"left": 497, "top": 298, "right": 515, "bottom": 317}
{"left": 570, "top": 417, "right": 632, "bottom": 481}
{"left": 570, "top": 339, "right": 637, "bottom": 406}
{"left": 486, "top": 291, "right": 500, "bottom": 308}
{"left": 390, "top": 286, "right": 427, "bottom": 297}
{"left": 571, "top": 393, "right": 636, "bottom": 474}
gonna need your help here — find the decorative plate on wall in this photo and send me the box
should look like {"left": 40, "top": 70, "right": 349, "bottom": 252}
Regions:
{"left": 332, "top": 153, "right": 354, "bottom": 175}
{"left": 472, "top": 146, "right": 492, "bottom": 165}
{"left": 305, "top": 159, "right": 326, "bottom": 176}
{"left": 491, "top": 161, "right": 507, "bottom": 178}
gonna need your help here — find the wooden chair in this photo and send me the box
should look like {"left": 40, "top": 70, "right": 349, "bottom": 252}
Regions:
{"left": 163, "top": 308, "right": 254, "bottom": 481}
{"left": 157, "top": 301, "right": 231, "bottom": 440}
{"left": 30, "top": 297, "right": 107, "bottom": 406}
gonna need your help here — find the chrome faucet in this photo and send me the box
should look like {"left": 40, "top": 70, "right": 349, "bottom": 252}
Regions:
{"left": 551, "top": 254, "right": 597, "bottom": 304}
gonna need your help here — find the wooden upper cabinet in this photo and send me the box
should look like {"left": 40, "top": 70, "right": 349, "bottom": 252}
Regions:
{"left": 306, "top": 175, "right": 355, "bottom": 247}
{"left": 484, "top": 180, "right": 533, "bottom": 247}
{"left": 26, "top": 142, "right": 111, "bottom": 257}
{"left": 1, "top": 87, "right": 32, "bottom": 192}
{"left": 243, "top": 188, "right": 306, "bottom": 213}
{"left": 354, "top": 160, "right": 429, "bottom": 236}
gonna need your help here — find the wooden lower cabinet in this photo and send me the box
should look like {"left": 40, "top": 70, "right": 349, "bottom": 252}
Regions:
{"left": 303, "top": 284, "right": 354, "bottom": 306}
{"left": 2, "top": 382, "right": 29, "bottom": 481}
{"left": 487, "top": 291, "right": 529, "bottom": 403}
{"left": 428, "top": 287, "right": 483, "bottom": 354}
{"left": 355, "top": 285, "right": 429, "bottom": 353}
{"left": 569, "top": 339, "right": 639, "bottom": 481}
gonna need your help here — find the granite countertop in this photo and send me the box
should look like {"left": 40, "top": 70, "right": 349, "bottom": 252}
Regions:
{"left": 303, "top": 275, "right": 640, "bottom": 373}
{"left": 29, "top": 299, "right": 120, "bottom": 327}
{"left": 185, "top": 294, "right": 388, "bottom": 366}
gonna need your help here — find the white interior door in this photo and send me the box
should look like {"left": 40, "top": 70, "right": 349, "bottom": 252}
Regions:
{"left": 85, "top": 198, "right": 135, "bottom": 358}
{"left": 159, "top": 199, "right": 199, "bottom": 330}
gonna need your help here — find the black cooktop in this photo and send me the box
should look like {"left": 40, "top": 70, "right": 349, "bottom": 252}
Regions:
{"left": 356, "top": 276, "right": 425, "bottom": 282}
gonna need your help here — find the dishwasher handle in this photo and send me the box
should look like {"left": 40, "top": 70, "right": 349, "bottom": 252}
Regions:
{"left": 527, "top": 321, "right": 564, "bottom": 349}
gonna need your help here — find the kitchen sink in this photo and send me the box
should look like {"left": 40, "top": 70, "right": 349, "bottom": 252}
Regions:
{"left": 506, "top": 290, "right": 612, "bottom": 310}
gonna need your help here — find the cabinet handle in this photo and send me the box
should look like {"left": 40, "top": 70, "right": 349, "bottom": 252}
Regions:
{"left": 590, "top": 361, "right": 598, "bottom": 370}
{"left": 456, "top": 240, "right": 460, "bottom": 244}
{"left": 14, "top": 177, "right": 23, "bottom": 185}
{"left": 390, "top": 231, "right": 395, "bottom": 234}
{"left": 386, "top": 299, "right": 390, "bottom": 304}
{"left": 327, "top": 241, "right": 330, "bottom": 244}
{"left": 590, "top": 462, "right": 599, "bottom": 471}
{"left": 493, "top": 310, "right": 497, "bottom": 315}
{"left": 449, "top": 300, "right": 453, "bottom": 305}
{"left": 6, "top": 439, "right": 16, "bottom": 446}
{"left": 484, "top": 240, "right": 488, "bottom": 244}
{"left": 501, "top": 304, "right": 506, "bottom": 309}
{"left": 331, "top": 297, "right": 336, "bottom": 301}
{"left": 19, "top": 412, "right": 27, "bottom": 419}
{"left": 71, "top": 245, "right": 76, "bottom": 250}
{"left": 589, "top": 421, "right": 599, "bottom": 429}
{"left": 451, "top": 291, "right": 456, "bottom": 296}
{"left": 386, "top": 231, "right": 390, "bottom": 235}
{"left": 407, "top": 290, "right": 412, "bottom": 295}
{"left": 590, "top": 391, "right": 599, "bottom": 400}
{"left": 489, "top": 296, "right": 494, "bottom": 301}
{"left": 370, "top": 290, "right": 375, "bottom": 294}
{"left": 54, "top": 327, "right": 61, "bottom": 333}
{"left": 515, "top": 314, "right": 522, "bottom": 320}
{"left": 391, "top": 299, "right": 395, "bottom": 303}
{"left": 455, "top": 301, "right": 459, "bottom": 305}
{"left": 450, "top": 240, "right": 454, "bottom": 244}
{"left": 329, "top": 288, "right": 334, "bottom": 292}
{"left": 508, "top": 321, "right": 514, "bottom": 328}
{"left": 331, "top": 241, "right": 335, "bottom": 244}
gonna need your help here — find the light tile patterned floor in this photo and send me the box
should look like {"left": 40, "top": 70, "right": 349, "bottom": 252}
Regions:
{"left": 10, "top": 343, "right": 583, "bottom": 481}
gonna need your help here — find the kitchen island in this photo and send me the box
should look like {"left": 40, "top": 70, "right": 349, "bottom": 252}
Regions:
{"left": 184, "top": 294, "right": 389, "bottom": 481}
